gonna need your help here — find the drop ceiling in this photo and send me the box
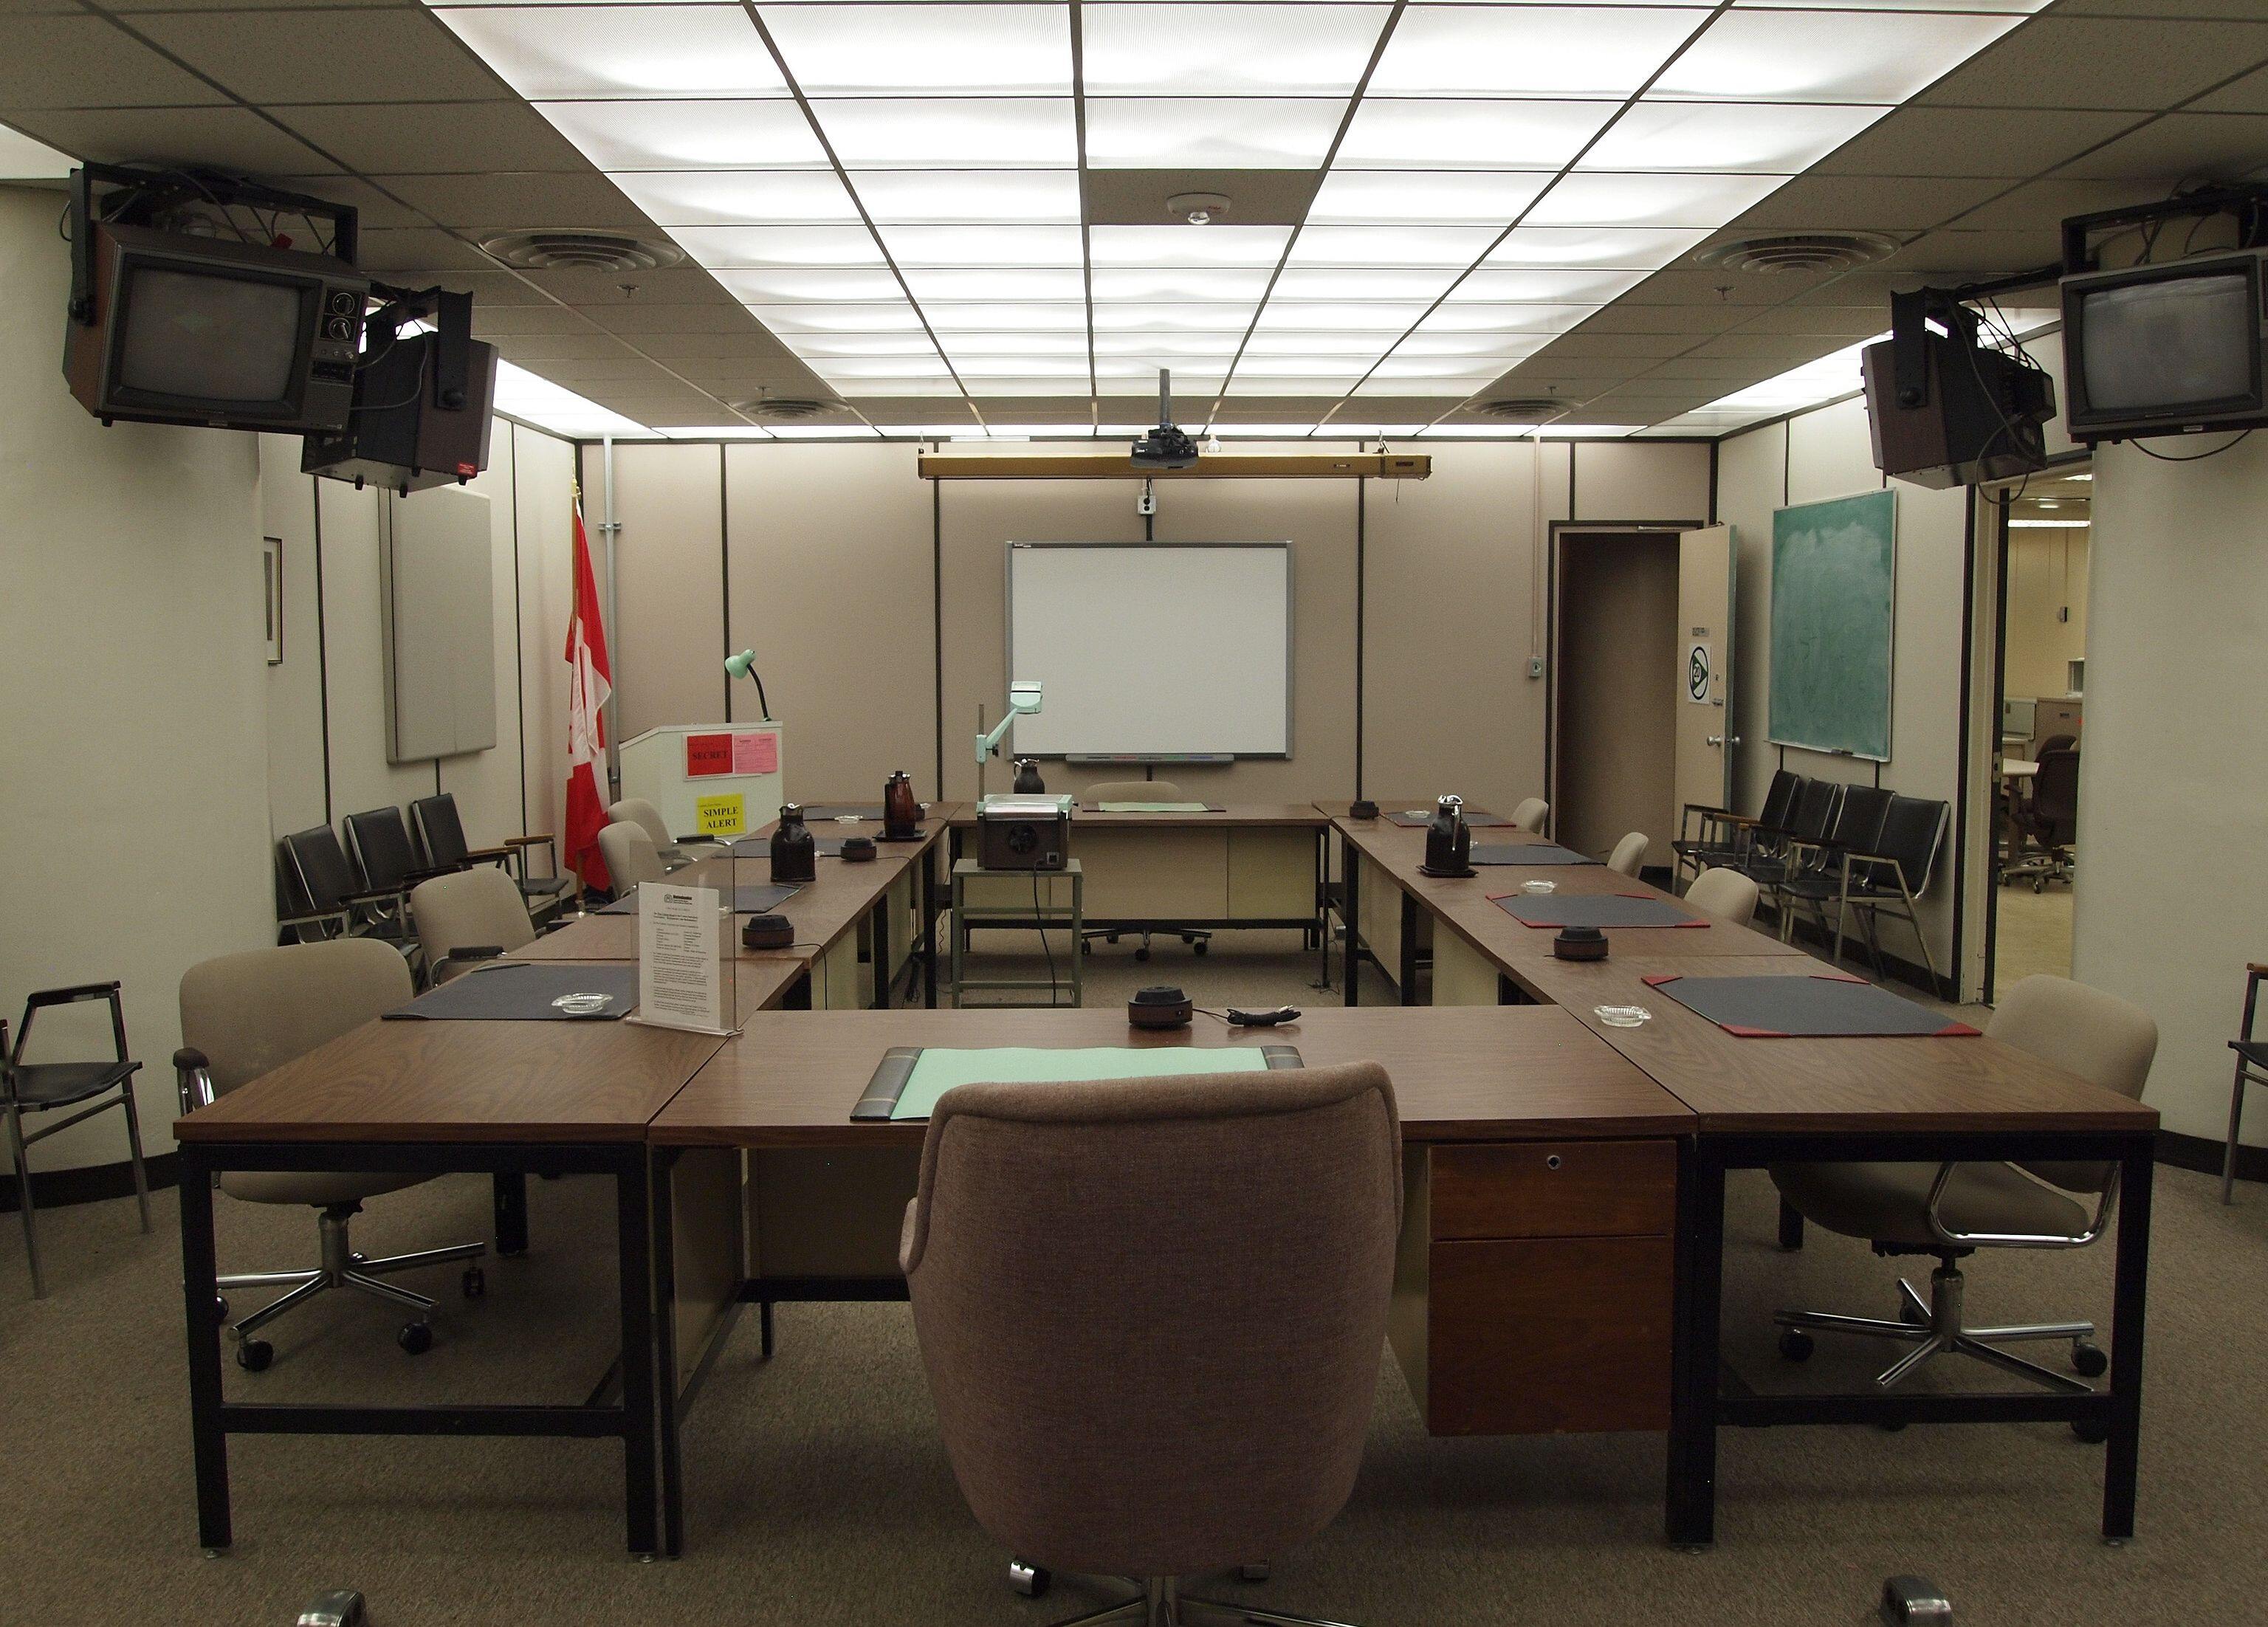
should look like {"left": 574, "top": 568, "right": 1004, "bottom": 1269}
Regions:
{"left": 2, "top": 0, "right": 2267, "bottom": 439}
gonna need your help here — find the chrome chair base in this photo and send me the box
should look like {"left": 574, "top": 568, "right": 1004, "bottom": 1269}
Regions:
{"left": 221, "top": 1202, "right": 484, "bottom": 1347}
{"left": 1052, "top": 1578, "right": 1355, "bottom": 1627}
{"left": 1775, "top": 1259, "right": 2098, "bottom": 1394}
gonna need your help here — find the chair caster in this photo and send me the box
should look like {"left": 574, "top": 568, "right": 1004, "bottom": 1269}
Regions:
{"left": 1238, "top": 1564, "right": 1270, "bottom": 1583}
{"left": 1777, "top": 1328, "right": 1815, "bottom": 1362}
{"left": 1134, "top": 946, "right": 1150, "bottom": 962}
{"left": 462, "top": 1265, "right": 486, "bottom": 1299}
{"left": 1877, "top": 1420, "right": 1907, "bottom": 1433}
{"left": 214, "top": 1295, "right": 230, "bottom": 1322}
{"left": 2071, "top": 1338, "right": 2108, "bottom": 1378}
{"left": 2072, "top": 1416, "right": 2111, "bottom": 1444}
{"left": 1008, "top": 1559, "right": 1050, "bottom": 1597}
{"left": 1106, "top": 933, "right": 1121, "bottom": 945}
{"left": 236, "top": 1338, "right": 273, "bottom": 1372}
{"left": 1194, "top": 940, "right": 1209, "bottom": 956}
{"left": 399, "top": 1321, "right": 433, "bottom": 1355}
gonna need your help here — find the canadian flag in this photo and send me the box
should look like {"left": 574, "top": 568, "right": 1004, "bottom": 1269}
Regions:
{"left": 563, "top": 491, "right": 614, "bottom": 893}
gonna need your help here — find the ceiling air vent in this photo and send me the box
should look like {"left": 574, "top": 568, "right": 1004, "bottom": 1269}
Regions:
{"left": 480, "top": 230, "right": 684, "bottom": 272}
{"left": 1474, "top": 398, "right": 1568, "bottom": 421}
{"left": 732, "top": 396, "right": 842, "bottom": 422}
{"left": 1694, "top": 233, "right": 1898, "bottom": 276}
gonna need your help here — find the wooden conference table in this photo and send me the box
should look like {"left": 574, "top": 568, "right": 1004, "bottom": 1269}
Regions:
{"left": 172, "top": 794, "right": 2157, "bottom": 1561}
{"left": 1326, "top": 802, "right": 2157, "bottom": 1548}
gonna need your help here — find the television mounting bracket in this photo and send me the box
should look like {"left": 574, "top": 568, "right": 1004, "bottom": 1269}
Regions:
{"left": 66, "top": 161, "right": 362, "bottom": 326}
{"left": 366, "top": 281, "right": 478, "bottom": 413}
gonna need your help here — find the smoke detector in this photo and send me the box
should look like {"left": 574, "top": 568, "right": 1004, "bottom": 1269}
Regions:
{"left": 1694, "top": 233, "right": 1898, "bottom": 276}
{"left": 1473, "top": 397, "right": 1569, "bottom": 421}
{"left": 1166, "top": 192, "right": 1231, "bottom": 226}
{"left": 731, "top": 396, "right": 843, "bottom": 422}
{"left": 481, "top": 230, "right": 684, "bottom": 272}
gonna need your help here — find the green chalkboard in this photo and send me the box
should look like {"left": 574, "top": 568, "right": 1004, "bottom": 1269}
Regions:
{"left": 1769, "top": 489, "right": 1896, "bottom": 761}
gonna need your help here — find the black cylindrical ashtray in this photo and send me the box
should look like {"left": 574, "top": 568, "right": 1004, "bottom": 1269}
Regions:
{"left": 1129, "top": 985, "right": 1194, "bottom": 1029}
{"left": 840, "top": 835, "right": 878, "bottom": 861}
{"left": 1553, "top": 925, "right": 1609, "bottom": 961}
{"left": 1348, "top": 799, "right": 1380, "bottom": 819}
{"left": 742, "top": 913, "right": 796, "bottom": 950}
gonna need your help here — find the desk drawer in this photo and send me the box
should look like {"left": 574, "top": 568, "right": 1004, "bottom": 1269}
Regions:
{"left": 1432, "top": 1141, "right": 1675, "bottom": 1240}
{"left": 1426, "top": 1235, "right": 1673, "bottom": 1434}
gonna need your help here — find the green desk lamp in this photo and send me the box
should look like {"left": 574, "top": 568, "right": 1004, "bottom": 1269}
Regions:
{"left": 724, "top": 647, "right": 772, "bottom": 720}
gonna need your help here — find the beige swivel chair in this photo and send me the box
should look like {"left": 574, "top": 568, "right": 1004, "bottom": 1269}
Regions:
{"left": 1684, "top": 867, "right": 1760, "bottom": 928}
{"left": 1770, "top": 975, "right": 2156, "bottom": 1411}
{"left": 1510, "top": 797, "right": 1548, "bottom": 833}
{"left": 1082, "top": 780, "right": 1210, "bottom": 960}
{"left": 607, "top": 796, "right": 714, "bottom": 870}
{"left": 1606, "top": 830, "right": 1649, "bottom": 877}
{"left": 597, "top": 820, "right": 665, "bottom": 893}
{"left": 410, "top": 867, "right": 537, "bottom": 983}
{"left": 904, "top": 1062, "right": 1401, "bottom": 1627}
{"left": 175, "top": 940, "right": 486, "bottom": 1370}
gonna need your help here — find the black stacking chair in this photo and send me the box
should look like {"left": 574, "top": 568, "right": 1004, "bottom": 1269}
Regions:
{"left": 343, "top": 806, "right": 456, "bottom": 897}
{"left": 1674, "top": 768, "right": 1798, "bottom": 884}
{"left": 410, "top": 793, "right": 571, "bottom": 924}
{"left": 1731, "top": 776, "right": 1843, "bottom": 896}
{"left": 2224, "top": 963, "right": 2268, "bottom": 1205}
{"left": 1781, "top": 794, "right": 1950, "bottom": 988}
{"left": 1774, "top": 784, "right": 1892, "bottom": 943}
{"left": 277, "top": 825, "right": 421, "bottom": 972}
{"left": 4, "top": 980, "right": 148, "bottom": 1298}
{"left": 2008, "top": 748, "right": 2079, "bottom": 892}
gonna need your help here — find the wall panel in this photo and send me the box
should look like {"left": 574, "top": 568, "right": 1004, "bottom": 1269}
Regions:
{"left": 598, "top": 441, "right": 726, "bottom": 743}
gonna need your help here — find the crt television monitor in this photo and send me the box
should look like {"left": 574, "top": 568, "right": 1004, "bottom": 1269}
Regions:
{"left": 63, "top": 221, "right": 368, "bottom": 433}
{"left": 2061, "top": 248, "right": 2268, "bottom": 441}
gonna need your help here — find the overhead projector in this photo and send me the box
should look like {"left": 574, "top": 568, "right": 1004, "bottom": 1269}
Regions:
{"left": 1130, "top": 368, "right": 1200, "bottom": 469}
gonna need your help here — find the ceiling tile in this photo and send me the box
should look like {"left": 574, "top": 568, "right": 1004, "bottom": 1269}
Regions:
{"left": 1090, "top": 266, "right": 1273, "bottom": 300}
{"left": 810, "top": 97, "right": 1076, "bottom": 167}
{"left": 275, "top": 99, "right": 590, "bottom": 174}
{"left": 1728, "top": 173, "right": 2004, "bottom": 231}
{"left": 2194, "top": 64, "right": 2268, "bottom": 114}
{"left": 1959, "top": 176, "right": 2188, "bottom": 230}
{"left": 1888, "top": 226, "right": 2064, "bottom": 272}
{"left": 1090, "top": 223, "right": 1290, "bottom": 266}
{"left": 535, "top": 99, "right": 828, "bottom": 170}
{"left": 1527, "top": 171, "right": 1787, "bottom": 229}
{"left": 851, "top": 169, "right": 1081, "bottom": 225}
{"left": 1337, "top": 99, "right": 1615, "bottom": 169}
{"left": 2049, "top": 114, "right": 2268, "bottom": 182}
{"left": 354, "top": 226, "right": 500, "bottom": 274}
{"left": 584, "top": 300, "right": 769, "bottom": 335}
{"left": 0, "top": 16, "right": 231, "bottom": 108}
{"left": 1573, "top": 303, "right": 1750, "bottom": 336}
{"left": 1305, "top": 169, "right": 1550, "bottom": 226}
{"left": 1, "top": 106, "right": 331, "bottom": 171}
{"left": 1655, "top": 9, "right": 2023, "bottom": 104}
{"left": 1286, "top": 223, "right": 1503, "bottom": 267}
{"left": 760, "top": 3, "right": 1068, "bottom": 95}
{"left": 1812, "top": 106, "right": 2142, "bottom": 178}
{"left": 1579, "top": 101, "right": 1891, "bottom": 172}
{"left": 1268, "top": 266, "right": 1460, "bottom": 301}
{"left": 616, "top": 169, "right": 860, "bottom": 227}
{"left": 1917, "top": 18, "right": 2268, "bottom": 111}
{"left": 1529, "top": 331, "right": 1702, "bottom": 360}
{"left": 1084, "top": 97, "right": 1345, "bottom": 169}
{"left": 470, "top": 305, "right": 603, "bottom": 337}
{"left": 431, "top": 5, "right": 783, "bottom": 100}
{"left": 134, "top": 9, "right": 510, "bottom": 103}
{"left": 374, "top": 171, "right": 650, "bottom": 230}
{"left": 1080, "top": 4, "right": 1387, "bottom": 96}
{"left": 1367, "top": 6, "right": 1707, "bottom": 100}
{"left": 1485, "top": 226, "right": 1712, "bottom": 269}
{"left": 669, "top": 224, "right": 887, "bottom": 267}
{"left": 879, "top": 223, "right": 1085, "bottom": 266}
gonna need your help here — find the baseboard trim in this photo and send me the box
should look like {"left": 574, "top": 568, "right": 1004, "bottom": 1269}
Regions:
{"left": 2157, "top": 1128, "right": 2267, "bottom": 1187}
{"left": 0, "top": 1152, "right": 180, "bottom": 1214}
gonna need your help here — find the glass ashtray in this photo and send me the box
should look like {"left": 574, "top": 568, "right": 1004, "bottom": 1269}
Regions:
{"left": 1521, "top": 878, "right": 1558, "bottom": 894}
{"left": 552, "top": 992, "right": 614, "bottom": 1017}
{"left": 1594, "top": 1005, "right": 1652, "bottom": 1028}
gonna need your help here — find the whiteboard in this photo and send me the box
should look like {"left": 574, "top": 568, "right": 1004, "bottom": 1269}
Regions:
{"left": 1007, "top": 543, "right": 1292, "bottom": 757}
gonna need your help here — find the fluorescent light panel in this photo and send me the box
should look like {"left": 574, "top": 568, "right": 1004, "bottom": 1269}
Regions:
{"left": 1085, "top": 98, "right": 1347, "bottom": 168}
{"left": 759, "top": 4, "right": 1072, "bottom": 96}
{"left": 1367, "top": 6, "right": 1711, "bottom": 99}
{"left": 1079, "top": 4, "right": 1390, "bottom": 96}
{"left": 433, "top": 6, "right": 788, "bottom": 100}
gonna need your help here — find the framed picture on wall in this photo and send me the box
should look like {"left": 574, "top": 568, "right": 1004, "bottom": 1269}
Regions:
{"left": 262, "top": 536, "right": 284, "bottom": 666}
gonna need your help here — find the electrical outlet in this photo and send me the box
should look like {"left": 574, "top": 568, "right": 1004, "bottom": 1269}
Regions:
{"left": 1528, "top": 656, "right": 1545, "bottom": 678}
{"left": 1135, "top": 486, "right": 1158, "bottom": 517}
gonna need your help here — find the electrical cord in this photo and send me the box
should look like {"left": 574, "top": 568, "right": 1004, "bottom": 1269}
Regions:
{"left": 2131, "top": 428, "right": 2254, "bottom": 462}
{"left": 1031, "top": 867, "right": 1058, "bottom": 1005}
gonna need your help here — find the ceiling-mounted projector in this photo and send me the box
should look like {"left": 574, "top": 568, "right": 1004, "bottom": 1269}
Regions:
{"left": 1130, "top": 368, "right": 1199, "bottom": 469}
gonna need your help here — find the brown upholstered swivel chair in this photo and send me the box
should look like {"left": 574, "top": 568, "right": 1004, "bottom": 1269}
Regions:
{"left": 175, "top": 940, "right": 487, "bottom": 1369}
{"left": 410, "top": 867, "right": 539, "bottom": 984}
{"left": 1606, "top": 830, "right": 1649, "bottom": 877}
{"left": 1770, "top": 975, "right": 2156, "bottom": 1413}
{"left": 607, "top": 796, "right": 718, "bottom": 870}
{"left": 903, "top": 1062, "right": 1401, "bottom": 1627}
{"left": 1684, "top": 866, "right": 1760, "bottom": 928}
{"left": 1509, "top": 797, "right": 1548, "bottom": 833}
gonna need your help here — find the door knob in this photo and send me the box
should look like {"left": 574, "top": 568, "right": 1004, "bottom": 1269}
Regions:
{"left": 1705, "top": 735, "right": 1740, "bottom": 747}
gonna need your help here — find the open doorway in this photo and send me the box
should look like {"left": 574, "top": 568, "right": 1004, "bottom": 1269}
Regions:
{"left": 1989, "top": 463, "right": 2091, "bottom": 994}
{"left": 1551, "top": 530, "right": 1683, "bottom": 874}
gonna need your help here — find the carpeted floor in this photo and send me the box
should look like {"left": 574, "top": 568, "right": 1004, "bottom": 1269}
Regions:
{"left": 4, "top": 933, "right": 2264, "bottom": 1627}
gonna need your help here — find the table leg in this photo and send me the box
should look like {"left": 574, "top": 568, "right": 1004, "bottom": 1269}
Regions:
{"left": 1314, "top": 828, "right": 1330, "bottom": 989}
{"left": 1398, "top": 893, "right": 1419, "bottom": 1007}
{"left": 870, "top": 895, "right": 893, "bottom": 1011}
{"left": 1666, "top": 1138, "right": 1724, "bottom": 1549}
{"left": 493, "top": 1172, "right": 529, "bottom": 1256}
{"left": 178, "top": 1146, "right": 232, "bottom": 1553}
{"left": 649, "top": 1150, "right": 684, "bottom": 1559}
{"left": 1341, "top": 835, "right": 1360, "bottom": 1008}
{"left": 921, "top": 844, "right": 939, "bottom": 1009}
{"left": 2103, "top": 1143, "right": 2154, "bottom": 1544}
{"left": 614, "top": 1151, "right": 661, "bottom": 1558}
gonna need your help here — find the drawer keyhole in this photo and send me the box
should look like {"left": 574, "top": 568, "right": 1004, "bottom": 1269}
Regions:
{"left": 1545, "top": 1155, "right": 1562, "bottom": 1171}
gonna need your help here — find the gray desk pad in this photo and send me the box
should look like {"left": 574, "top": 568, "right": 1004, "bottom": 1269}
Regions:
{"left": 1386, "top": 808, "right": 1511, "bottom": 828}
{"left": 597, "top": 883, "right": 803, "bottom": 915}
{"left": 1470, "top": 842, "right": 1599, "bottom": 866}
{"left": 1491, "top": 893, "right": 1708, "bottom": 929}
{"left": 725, "top": 836, "right": 849, "bottom": 859}
{"left": 1643, "top": 972, "right": 1980, "bottom": 1037}
{"left": 384, "top": 963, "right": 639, "bottom": 1022}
